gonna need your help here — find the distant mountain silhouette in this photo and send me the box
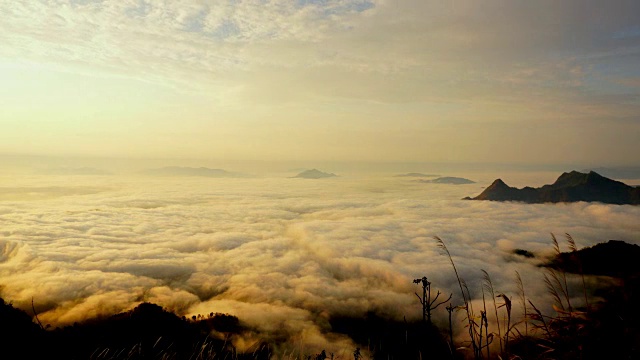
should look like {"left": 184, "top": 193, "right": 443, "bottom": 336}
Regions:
{"left": 395, "top": 173, "right": 439, "bottom": 178}
{"left": 467, "top": 171, "right": 640, "bottom": 205}
{"left": 420, "top": 176, "right": 475, "bottom": 185}
{"left": 38, "top": 167, "right": 111, "bottom": 175}
{"left": 292, "top": 169, "right": 337, "bottom": 179}
{"left": 143, "top": 166, "right": 247, "bottom": 178}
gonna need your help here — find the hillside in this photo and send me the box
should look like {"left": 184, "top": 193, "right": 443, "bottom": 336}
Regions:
{"left": 467, "top": 171, "right": 640, "bottom": 204}
{"left": 547, "top": 240, "right": 640, "bottom": 277}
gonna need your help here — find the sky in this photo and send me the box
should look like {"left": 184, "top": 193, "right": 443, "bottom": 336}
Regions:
{"left": 1, "top": 0, "right": 640, "bottom": 166}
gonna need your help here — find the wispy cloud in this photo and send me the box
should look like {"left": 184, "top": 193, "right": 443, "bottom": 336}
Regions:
{"left": 3, "top": 1, "right": 639, "bottom": 94}
{"left": 0, "top": 1, "right": 638, "bottom": 165}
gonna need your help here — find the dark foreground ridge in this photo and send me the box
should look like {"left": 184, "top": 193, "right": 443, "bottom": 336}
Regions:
{"left": 0, "top": 299, "right": 450, "bottom": 360}
{"left": 466, "top": 171, "right": 640, "bottom": 204}
{"left": 546, "top": 240, "right": 640, "bottom": 277}
{"left": 0, "top": 301, "right": 259, "bottom": 360}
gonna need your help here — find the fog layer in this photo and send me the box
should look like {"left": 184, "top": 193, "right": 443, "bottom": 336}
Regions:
{"left": 0, "top": 173, "right": 638, "bottom": 353}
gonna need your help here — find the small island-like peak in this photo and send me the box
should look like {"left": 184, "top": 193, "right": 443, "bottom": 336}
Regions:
{"left": 292, "top": 169, "right": 337, "bottom": 179}
{"left": 419, "top": 176, "right": 475, "bottom": 185}
{"left": 395, "top": 173, "right": 439, "bottom": 178}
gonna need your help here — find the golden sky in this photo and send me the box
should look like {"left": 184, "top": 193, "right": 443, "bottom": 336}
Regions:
{"left": 1, "top": 0, "right": 639, "bottom": 165}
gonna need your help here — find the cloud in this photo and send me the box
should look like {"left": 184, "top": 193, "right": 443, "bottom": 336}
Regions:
{"left": 0, "top": 172, "right": 638, "bottom": 354}
{"left": 0, "top": 1, "right": 638, "bottom": 165}
{"left": 0, "top": 186, "right": 108, "bottom": 201}
{"left": 0, "top": 1, "right": 376, "bottom": 85}
{"left": 2, "top": 0, "right": 639, "bottom": 99}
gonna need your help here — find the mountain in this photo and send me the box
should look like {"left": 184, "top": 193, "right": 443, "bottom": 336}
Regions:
{"left": 143, "top": 167, "right": 246, "bottom": 178}
{"left": 38, "top": 167, "right": 111, "bottom": 175}
{"left": 420, "top": 176, "right": 475, "bottom": 185}
{"left": 581, "top": 166, "right": 640, "bottom": 180}
{"left": 547, "top": 240, "right": 640, "bottom": 278}
{"left": 292, "top": 169, "right": 337, "bottom": 179}
{"left": 395, "top": 173, "right": 439, "bottom": 178}
{"left": 467, "top": 171, "right": 640, "bottom": 204}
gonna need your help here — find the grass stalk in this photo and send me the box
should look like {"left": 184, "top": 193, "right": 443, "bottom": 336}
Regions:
{"left": 544, "top": 271, "right": 565, "bottom": 311}
{"left": 566, "top": 233, "right": 590, "bottom": 312}
{"left": 482, "top": 269, "right": 503, "bottom": 355}
{"left": 515, "top": 271, "right": 528, "bottom": 338}
{"left": 551, "top": 233, "right": 573, "bottom": 313}
{"left": 446, "top": 303, "right": 455, "bottom": 356}
{"left": 480, "top": 287, "right": 489, "bottom": 359}
{"left": 435, "top": 236, "right": 481, "bottom": 359}
{"left": 497, "top": 294, "right": 511, "bottom": 357}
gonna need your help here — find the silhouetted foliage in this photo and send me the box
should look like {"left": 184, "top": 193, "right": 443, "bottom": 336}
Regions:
{"left": 413, "top": 276, "right": 452, "bottom": 324}
{"left": 519, "top": 238, "right": 640, "bottom": 360}
{"left": 330, "top": 312, "right": 454, "bottom": 359}
{"left": 0, "top": 300, "right": 263, "bottom": 360}
{"left": 0, "top": 298, "right": 46, "bottom": 358}
{"left": 437, "top": 236, "right": 640, "bottom": 360}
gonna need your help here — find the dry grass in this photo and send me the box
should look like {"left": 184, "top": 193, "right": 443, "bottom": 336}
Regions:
{"left": 432, "top": 233, "right": 639, "bottom": 360}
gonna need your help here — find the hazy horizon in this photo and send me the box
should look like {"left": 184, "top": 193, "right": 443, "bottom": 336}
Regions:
{"left": 2, "top": 152, "right": 639, "bottom": 179}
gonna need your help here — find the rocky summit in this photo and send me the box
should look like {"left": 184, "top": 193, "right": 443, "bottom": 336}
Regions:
{"left": 467, "top": 171, "right": 640, "bottom": 205}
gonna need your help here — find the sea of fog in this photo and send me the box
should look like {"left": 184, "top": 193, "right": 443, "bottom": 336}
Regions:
{"left": 0, "top": 171, "right": 638, "bottom": 354}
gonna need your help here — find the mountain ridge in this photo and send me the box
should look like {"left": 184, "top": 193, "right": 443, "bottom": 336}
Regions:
{"left": 420, "top": 176, "right": 475, "bottom": 185}
{"left": 142, "top": 166, "right": 247, "bottom": 178}
{"left": 395, "top": 173, "right": 439, "bottom": 178}
{"left": 467, "top": 171, "right": 640, "bottom": 205}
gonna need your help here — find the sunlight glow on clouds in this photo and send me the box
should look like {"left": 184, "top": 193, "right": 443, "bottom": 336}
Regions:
{"left": 0, "top": 174, "right": 638, "bottom": 352}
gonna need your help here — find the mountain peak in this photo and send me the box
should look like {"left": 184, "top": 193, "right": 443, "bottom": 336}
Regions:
{"left": 292, "top": 169, "right": 337, "bottom": 179}
{"left": 467, "top": 171, "right": 639, "bottom": 205}
{"left": 490, "top": 178, "right": 508, "bottom": 187}
{"left": 483, "top": 178, "right": 509, "bottom": 191}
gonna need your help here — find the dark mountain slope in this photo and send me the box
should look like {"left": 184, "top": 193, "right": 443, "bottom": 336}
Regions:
{"left": 468, "top": 171, "right": 640, "bottom": 204}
